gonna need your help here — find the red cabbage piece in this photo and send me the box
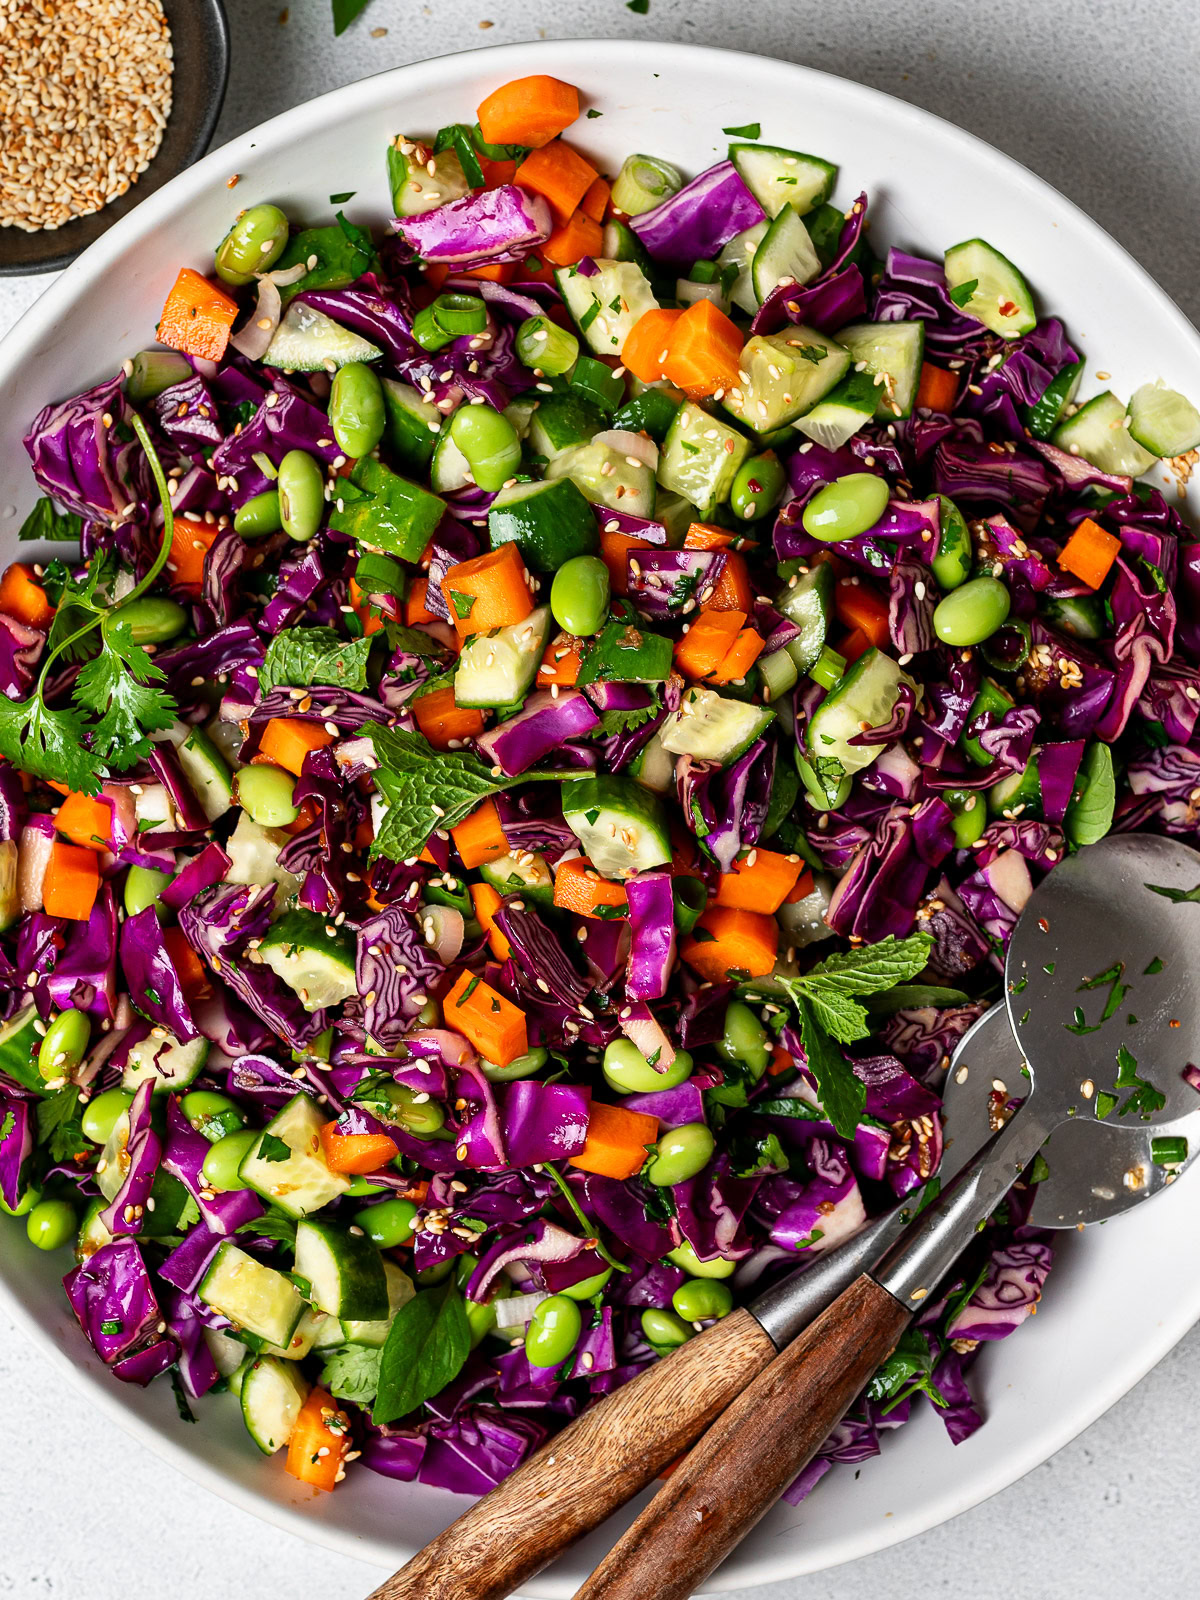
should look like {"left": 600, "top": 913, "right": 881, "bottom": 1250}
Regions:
{"left": 154, "top": 621, "right": 264, "bottom": 696}
{"left": 930, "top": 1347, "right": 985, "bottom": 1444}
{"left": 120, "top": 906, "right": 198, "bottom": 1041}
{"left": 673, "top": 1154, "right": 760, "bottom": 1263}
{"left": 945, "top": 1238, "right": 1053, "bottom": 1340}
{"left": 475, "top": 688, "right": 600, "bottom": 776}
{"left": 98, "top": 1080, "right": 161, "bottom": 1236}
{"left": 874, "top": 248, "right": 992, "bottom": 357}
{"left": 888, "top": 559, "right": 937, "bottom": 656}
{"left": 296, "top": 275, "right": 420, "bottom": 366}
{"left": 502, "top": 1080, "right": 591, "bottom": 1166}
{"left": 759, "top": 1141, "right": 867, "bottom": 1257}
{"left": 210, "top": 386, "right": 341, "bottom": 509}
{"left": 914, "top": 879, "right": 992, "bottom": 981}
{"left": 0, "top": 1089, "right": 33, "bottom": 1210}
{"left": 40, "top": 886, "right": 119, "bottom": 1024}
{"left": 1138, "top": 661, "right": 1200, "bottom": 745}
{"left": 1035, "top": 741, "right": 1086, "bottom": 825}
{"left": 621, "top": 1079, "right": 706, "bottom": 1129}
{"left": 881, "top": 1000, "right": 988, "bottom": 1080}
{"left": 569, "top": 1305, "right": 617, "bottom": 1380}
{"left": 63, "top": 1238, "right": 166, "bottom": 1370}
{"left": 158, "top": 1221, "right": 225, "bottom": 1293}
{"left": 828, "top": 799, "right": 954, "bottom": 941}
{"left": 24, "top": 372, "right": 149, "bottom": 524}
{"left": 751, "top": 264, "right": 867, "bottom": 337}
{"left": 150, "top": 374, "right": 224, "bottom": 453}
{"left": 160, "top": 844, "right": 232, "bottom": 912}
{"left": 352, "top": 903, "right": 443, "bottom": 1052}
{"left": 960, "top": 318, "right": 1079, "bottom": 438}
{"left": 626, "top": 548, "right": 727, "bottom": 618}
{"left": 0, "top": 613, "right": 46, "bottom": 699}
{"left": 567, "top": 1168, "right": 675, "bottom": 1261}
{"left": 361, "top": 1426, "right": 427, "bottom": 1483}
{"left": 624, "top": 870, "right": 676, "bottom": 1002}
{"left": 396, "top": 186, "right": 552, "bottom": 266}
{"left": 162, "top": 1095, "right": 264, "bottom": 1234}
{"left": 933, "top": 434, "right": 1055, "bottom": 533}
{"left": 466, "top": 1218, "right": 590, "bottom": 1303}
{"left": 1117, "top": 744, "right": 1200, "bottom": 834}
{"left": 632, "top": 161, "right": 764, "bottom": 268}
{"left": 163, "top": 1287, "right": 221, "bottom": 1399}
{"left": 418, "top": 1405, "right": 549, "bottom": 1495}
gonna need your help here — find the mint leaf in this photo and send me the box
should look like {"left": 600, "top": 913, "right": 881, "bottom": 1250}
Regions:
{"left": 258, "top": 1132, "right": 292, "bottom": 1163}
{"left": 259, "top": 626, "right": 373, "bottom": 695}
{"left": 18, "top": 498, "right": 83, "bottom": 543}
{"left": 373, "top": 1282, "right": 471, "bottom": 1425}
{"left": 792, "top": 995, "right": 865, "bottom": 1139}
{"left": 321, "top": 1342, "right": 383, "bottom": 1405}
{"left": 779, "top": 934, "right": 933, "bottom": 1044}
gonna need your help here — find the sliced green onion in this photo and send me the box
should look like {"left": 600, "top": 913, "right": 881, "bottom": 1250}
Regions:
{"left": 611, "top": 153, "right": 684, "bottom": 216}
{"left": 1151, "top": 1135, "right": 1188, "bottom": 1166}
{"left": 515, "top": 314, "right": 579, "bottom": 377}
{"left": 412, "top": 293, "right": 488, "bottom": 351}
{"left": 808, "top": 645, "right": 846, "bottom": 691}
{"left": 759, "top": 646, "right": 799, "bottom": 703}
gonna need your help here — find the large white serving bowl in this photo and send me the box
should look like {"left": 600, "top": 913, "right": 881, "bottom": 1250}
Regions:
{"left": 2, "top": 36, "right": 1199, "bottom": 1595}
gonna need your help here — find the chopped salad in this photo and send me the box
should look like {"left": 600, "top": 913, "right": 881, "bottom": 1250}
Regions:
{"left": 1, "top": 69, "right": 1198, "bottom": 1503}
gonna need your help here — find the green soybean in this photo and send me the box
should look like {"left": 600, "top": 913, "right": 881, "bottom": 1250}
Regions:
{"left": 932, "top": 576, "right": 1011, "bottom": 647}
{"left": 236, "top": 763, "right": 299, "bottom": 827}
{"left": 37, "top": 1008, "right": 91, "bottom": 1082}
{"left": 717, "top": 1000, "right": 770, "bottom": 1081}
{"left": 466, "top": 1297, "right": 499, "bottom": 1349}
{"left": 200, "top": 1128, "right": 259, "bottom": 1193}
{"left": 666, "top": 1241, "right": 735, "bottom": 1279}
{"left": 802, "top": 473, "right": 890, "bottom": 542}
{"left": 455, "top": 1253, "right": 481, "bottom": 1291}
{"left": 117, "top": 596, "right": 188, "bottom": 645}
{"left": 330, "top": 361, "right": 386, "bottom": 461}
{"left": 730, "top": 451, "right": 787, "bottom": 522}
{"left": 515, "top": 315, "right": 579, "bottom": 378}
{"left": 0, "top": 1185, "right": 41, "bottom": 1218}
{"left": 672, "top": 1279, "right": 734, "bottom": 1322}
{"left": 81, "top": 1088, "right": 133, "bottom": 1147}
{"left": 277, "top": 449, "right": 325, "bottom": 541}
{"left": 640, "top": 1308, "right": 692, "bottom": 1348}
{"left": 214, "top": 202, "right": 290, "bottom": 286}
{"left": 124, "top": 865, "right": 172, "bottom": 920}
{"left": 353, "top": 1198, "right": 419, "bottom": 1249}
{"left": 551, "top": 555, "right": 610, "bottom": 637}
{"left": 180, "top": 1089, "right": 247, "bottom": 1144}
{"left": 234, "top": 489, "right": 283, "bottom": 539}
{"left": 478, "top": 1046, "right": 549, "bottom": 1083}
{"left": 449, "top": 403, "right": 523, "bottom": 492}
{"left": 931, "top": 496, "right": 972, "bottom": 591}
{"left": 525, "top": 1294, "right": 582, "bottom": 1369}
{"left": 943, "top": 788, "right": 987, "bottom": 849}
{"left": 26, "top": 1198, "right": 76, "bottom": 1252}
{"left": 602, "top": 1039, "right": 693, "bottom": 1095}
{"left": 561, "top": 1267, "right": 613, "bottom": 1301}
{"left": 645, "top": 1122, "right": 715, "bottom": 1187}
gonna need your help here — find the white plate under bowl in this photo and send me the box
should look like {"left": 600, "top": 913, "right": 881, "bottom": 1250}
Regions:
{"left": 1, "top": 36, "right": 1198, "bottom": 1596}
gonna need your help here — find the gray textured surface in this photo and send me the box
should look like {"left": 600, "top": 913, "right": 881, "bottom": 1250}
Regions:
{"left": 2, "top": 0, "right": 1199, "bottom": 1594}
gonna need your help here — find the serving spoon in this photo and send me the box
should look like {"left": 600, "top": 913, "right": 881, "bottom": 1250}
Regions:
{"left": 571, "top": 833, "right": 1200, "bottom": 1600}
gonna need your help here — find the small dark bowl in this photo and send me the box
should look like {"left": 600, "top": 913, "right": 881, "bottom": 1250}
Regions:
{"left": 0, "top": 0, "right": 230, "bottom": 276}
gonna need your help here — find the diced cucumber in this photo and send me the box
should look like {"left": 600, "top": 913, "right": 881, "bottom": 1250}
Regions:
{"left": 611, "top": 388, "right": 682, "bottom": 444}
{"left": 562, "top": 775, "right": 672, "bottom": 878}
{"left": 258, "top": 909, "right": 358, "bottom": 1011}
{"left": 962, "top": 677, "right": 1015, "bottom": 767}
{"left": 943, "top": 238, "right": 1037, "bottom": 339}
{"left": 805, "top": 649, "right": 912, "bottom": 800}
{"left": 793, "top": 369, "right": 879, "bottom": 450}
{"left": 262, "top": 1304, "right": 331, "bottom": 1361}
{"left": 676, "top": 277, "right": 732, "bottom": 316}
{"left": 1127, "top": 381, "right": 1200, "bottom": 458}
{"left": 723, "top": 327, "right": 851, "bottom": 433}
{"left": 1052, "top": 390, "right": 1158, "bottom": 476}
{"left": 381, "top": 378, "right": 442, "bottom": 473}
{"left": 202, "top": 1324, "right": 250, "bottom": 1378}
{"left": 429, "top": 428, "right": 472, "bottom": 492}
{"left": 556, "top": 260, "right": 659, "bottom": 357}
{"left": 455, "top": 605, "right": 552, "bottom": 708}
{"left": 987, "top": 753, "right": 1042, "bottom": 818}
{"left": 263, "top": 301, "right": 382, "bottom": 372}
{"left": 328, "top": 456, "right": 445, "bottom": 564}
{"left": 75, "top": 1196, "right": 114, "bottom": 1263}
{"left": 655, "top": 488, "right": 700, "bottom": 544}
{"left": 717, "top": 222, "right": 768, "bottom": 316}
{"left": 480, "top": 850, "right": 554, "bottom": 904}
{"left": 177, "top": 725, "right": 233, "bottom": 822}
{"left": 658, "top": 402, "right": 751, "bottom": 515}
{"left": 628, "top": 728, "right": 675, "bottom": 794}
{"left": 751, "top": 206, "right": 821, "bottom": 304}
{"left": 528, "top": 391, "right": 607, "bottom": 459}
{"left": 239, "top": 1355, "right": 310, "bottom": 1455}
{"left": 1040, "top": 593, "right": 1105, "bottom": 641}
{"left": 545, "top": 438, "right": 657, "bottom": 518}
{"left": 199, "top": 1241, "right": 306, "bottom": 1347}
{"left": 390, "top": 144, "right": 470, "bottom": 216}
{"left": 0, "top": 1004, "right": 42, "bottom": 1093}
{"left": 237, "top": 1092, "right": 351, "bottom": 1218}
{"left": 835, "top": 321, "right": 925, "bottom": 419}
{"left": 778, "top": 563, "right": 835, "bottom": 672}
{"left": 1024, "top": 360, "right": 1083, "bottom": 440}
{"left": 504, "top": 396, "right": 538, "bottom": 439}
{"left": 295, "top": 1217, "right": 389, "bottom": 1322}
{"left": 225, "top": 812, "right": 302, "bottom": 896}
{"left": 728, "top": 143, "right": 837, "bottom": 218}
{"left": 341, "top": 1260, "right": 416, "bottom": 1347}
{"left": 121, "top": 1030, "right": 209, "bottom": 1095}
{"left": 660, "top": 687, "right": 773, "bottom": 765}
{"left": 488, "top": 477, "right": 599, "bottom": 571}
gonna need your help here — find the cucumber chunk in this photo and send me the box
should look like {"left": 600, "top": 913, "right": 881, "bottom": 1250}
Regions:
{"left": 263, "top": 301, "right": 383, "bottom": 372}
{"left": 728, "top": 143, "right": 837, "bottom": 218}
{"left": 224, "top": 812, "right": 302, "bottom": 896}
{"left": 480, "top": 850, "right": 554, "bottom": 904}
{"left": 258, "top": 909, "right": 358, "bottom": 1011}
{"left": 1052, "top": 390, "right": 1158, "bottom": 476}
{"left": 793, "top": 369, "right": 879, "bottom": 450}
{"left": 199, "top": 1241, "right": 306, "bottom": 1347}
{"left": 240, "top": 1355, "right": 310, "bottom": 1455}
{"left": 1127, "top": 381, "right": 1200, "bottom": 458}
{"left": 723, "top": 327, "right": 850, "bottom": 433}
{"left": 805, "top": 648, "right": 912, "bottom": 800}
{"left": 659, "top": 687, "right": 773, "bottom": 765}
{"left": 341, "top": 1259, "right": 416, "bottom": 1347}
{"left": 237, "top": 1092, "right": 351, "bottom": 1219}
{"left": 717, "top": 222, "right": 768, "bottom": 316}
{"left": 381, "top": 378, "right": 442, "bottom": 474}
{"left": 751, "top": 206, "right": 821, "bottom": 304}
{"left": 943, "top": 238, "right": 1036, "bottom": 339}
{"left": 429, "top": 429, "right": 472, "bottom": 493}
{"left": 528, "top": 391, "right": 606, "bottom": 459}
{"left": 0, "top": 1004, "right": 43, "bottom": 1093}
{"left": 562, "top": 776, "right": 672, "bottom": 878}
{"left": 835, "top": 321, "right": 925, "bottom": 420}
{"left": 177, "top": 725, "right": 233, "bottom": 822}
{"left": 455, "top": 605, "right": 552, "bottom": 708}
{"left": 545, "top": 437, "right": 657, "bottom": 518}
{"left": 390, "top": 145, "right": 470, "bottom": 216}
{"left": 778, "top": 563, "right": 835, "bottom": 672}
{"left": 121, "top": 1031, "right": 209, "bottom": 1095}
{"left": 488, "top": 477, "right": 599, "bottom": 571}
{"left": 628, "top": 728, "right": 675, "bottom": 794}
{"left": 556, "top": 260, "right": 659, "bottom": 357}
{"left": 295, "top": 1217, "right": 389, "bottom": 1322}
{"left": 657, "top": 402, "right": 750, "bottom": 515}
{"left": 1024, "top": 360, "right": 1083, "bottom": 441}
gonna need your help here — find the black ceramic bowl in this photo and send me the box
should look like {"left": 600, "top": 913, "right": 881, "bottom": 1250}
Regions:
{"left": 0, "top": 0, "right": 230, "bottom": 276}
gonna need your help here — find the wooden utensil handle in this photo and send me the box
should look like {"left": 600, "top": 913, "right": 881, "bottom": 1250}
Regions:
{"left": 573, "top": 1275, "right": 911, "bottom": 1600}
{"left": 365, "top": 1307, "right": 776, "bottom": 1600}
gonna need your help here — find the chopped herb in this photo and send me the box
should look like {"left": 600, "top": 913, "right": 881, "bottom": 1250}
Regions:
{"left": 1028, "top": 1152, "right": 1051, "bottom": 1185}
{"left": 1112, "top": 1044, "right": 1165, "bottom": 1121}
{"left": 579, "top": 297, "right": 602, "bottom": 332}
{"left": 329, "top": 190, "right": 356, "bottom": 204}
{"left": 448, "top": 590, "right": 476, "bottom": 620}
{"left": 723, "top": 122, "right": 762, "bottom": 139}
{"left": 586, "top": 109, "right": 603, "bottom": 119}
{"left": 1065, "top": 1005, "right": 1100, "bottom": 1036}
{"left": 626, "top": 0, "right": 649, "bottom": 11}
{"left": 797, "top": 343, "right": 828, "bottom": 365}
{"left": 1144, "top": 956, "right": 1165, "bottom": 975}
{"left": 1094, "top": 1090, "right": 1118, "bottom": 1119}
{"left": 257, "top": 1132, "right": 292, "bottom": 1163}
{"left": 1151, "top": 1135, "right": 1187, "bottom": 1166}
{"left": 948, "top": 279, "right": 979, "bottom": 307}
{"left": 1145, "top": 880, "right": 1200, "bottom": 904}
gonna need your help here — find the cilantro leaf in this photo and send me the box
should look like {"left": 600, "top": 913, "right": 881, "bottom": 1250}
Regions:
{"left": 73, "top": 619, "right": 177, "bottom": 770}
{"left": 597, "top": 693, "right": 660, "bottom": 739}
{"left": 373, "top": 1282, "right": 471, "bottom": 1425}
{"left": 1112, "top": 1044, "right": 1165, "bottom": 1121}
{"left": 1145, "top": 879, "right": 1200, "bottom": 904}
{"left": 236, "top": 1213, "right": 298, "bottom": 1246}
{"left": 321, "top": 1342, "right": 383, "bottom": 1405}
{"left": 259, "top": 626, "right": 373, "bottom": 695}
{"left": 36, "top": 1087, "right": 89, "bottom": 1162}
{"left": 0, "top": 693, "right": 103, "bottom": 794}
{"left": 258, "top": 1132, "right": 293, "bottom": 1163}
{"left": 18, "top": 498, "right": 83, "bottom": 544}
{"left": 866, "top": 1325, "right": 947, "bottom": 1413}
{"left": 791, "top": 995, "right": 865, "bottom": 1140}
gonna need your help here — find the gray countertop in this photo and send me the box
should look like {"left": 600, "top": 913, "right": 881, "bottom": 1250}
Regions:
{"left": 2, "top": 0, "right": 1198, "bottom": 1594}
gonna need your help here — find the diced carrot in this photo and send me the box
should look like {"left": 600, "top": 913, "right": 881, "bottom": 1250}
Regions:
{"left": 673, "top": 610, "right": 745, "bottom": 679}
{"left": 834, "top": 579, "right": 889, "bottom": 649}
{"left": 157, "top": 268, "right": 240, "bottom": 363}
{"left": 701, "top": 551, "right": 754, "bottom": 614}
{"left": 581, "top": 175, "right": 611, "bottom": 223}
{"left": 444, "top": 969, "right": 528, "bottom": 1067}
{"left": 537, "top": 631, "right": 583, "bottom": 685}
{"left": 569, "top": 1100, "right": 658, "bottom": 1180}
{"left": 477, "top": 75, "right": 580, "bottom": 148}
{"left": 404, "top": 575, "right": 439, "bottom": 626}
{"left": 479, "top": 156, "right": 519, "bottom": 190}
{"left": 163, "top": 927, "right": 212, "bottom": 1003}
{"left": 42, "top": 840, "right": 99, "bottom": 922}
{"left": 54, "top": 791, "right": 112, "bottom": 850}
{"left": 284, "top": 1388, "right": 352, "bottom": 1491}
{"left": 661, "top": 300, "right": 744, "bottom": 399}
{"left": 715, "top": 847, "right": 804, "bottom": 913}
{"left": 0, "top": 563, "right": 52, "bottom": 631}
{"left": 470, "top": 882, "right": 512, "bottom": 961}
{"left": 552, "top": 856, "right": 628, "bottom": 919}
{"left": 412, "top": 685, "right": 485, "bottom": 750}
{"left": 680, "top": 906, "right": 779, "bottom": 982}
{"left": 1057, "top": 516, "right": 1122, "bottom": 591}
{"left": 620, "top": 308, "right": 684, "bottom": 383}
{"left": 836, "top": 627, "right": 871, "bottom": 663}
{"left": 282, "top": 796, "right": 320, "bottom": 838}
{"left": 348, "top": 577, "right": 385, "bottom": 638}
{"left": 707, "top": 627, "right": 765, "bottom": 685}
{"left": 515, "top": 252, "right": 557, "bottom": 285}
{"left": 784, "top": 866, "right": 816, "bottom": 903}
{"left": 540, "top": 211, "right": 605, "bottom": 268}
{"left": 258, "top": 718, "right": 336, "bottom": 776}
{"left": 683, "top": 523, "right": 736, "bottom": 551}
{"left": 768, "top": 1045, "right": 795, "bottom": 1077}
{"left": 165, "top": 516, "right": 219, "bottom": 591}
{"left": 599, "top": 530, "right": 654, "bottom": 597}
{"left": 451, "top": 798, "right": 509, "bottom": 868}
{"left": 319, "top": 1121, "right": 400, "bottom": 1175}
{"left": 916, "top": 362, "right": 960, "bottom": 414}
{"left": 809, "top": 548, "right": 850, "bottom": 579}
{"left": 515, "top": 141, "right": 598, "bottom": 225}
{"left": 441, "top": 543, "right": 534, "bottom": 638}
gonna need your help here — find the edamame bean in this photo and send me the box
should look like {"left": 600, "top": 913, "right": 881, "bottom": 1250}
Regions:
{"left": 730, "top": 451, "right": 786, "bottom": 522}
{"left": 117, "top": 596, "right": 189, "bottom": 645}
{"left": 478, "top": 1046, "right": 548, "bottom": 1083}
{"left": 645, "top": 1122, "right": 716, "bottom": 1187}
{"left": 329, "top": 361, "right": 386, "bottom": 460}
{"left": 448, "top": 404, "right": 522, "bottom": 492}
{"left": 801, "top": 473, "right": 890, "bottom": 542}
{"left": 466, "top": 1297, "right": 499, "bottom": 1349}
{"left": 932, "top": 575, "right": 1011, "bottom": 647}
{"left": 233, "top": 489, "right": 283, "bottom": 540}
{"left": 200, "top": 1128, "right": 259, "bottom": 1193}
{"left": 180, "top": 1089, "right": 247, "bottom": 1144}
{"left": 124, "top": 865, "right": 172, "bottom": 919}
{"left": 717, "top": 1000, "right": 770, "bottom": 1081}
{"left": 560, "top": 1267, "right": 612, "bottom": 1301}
{"left": 672, "top": 1279, "right": 733, "bottom": 1322}
{"left": 943, "top": 788, "right": 987, "bottom": 849}
{"left": 81, "top": 1088, "right": 133, "bottom": 1147}
{"left": 455, "top": 1253, "right": 481, "bottom": 1291}
{"left": 277, "top": 449, "right": 325, "bottom": 541}
{"left": 416, "top": 1260, "right": 454, "bottom": 1286}
{"left": 640, "top": 1308, "right": 692, "bottom": 1348}
{"left": 666, "top": 1241, "right": 735, "bottom": 1279}
{"left": 0, "top": 1185, "right": 41, "bottom": 1218}
{"left": 26, "top": 1198, "right": 76, "bottom": 1251}
{"left": 214, "top": 203, "right": 290, "bottom": 286}
{"left": 37, "top": 1008, "right": 90, "bottom": 1082}
{"left": 551, "top": 555, "right": 610, "bottom": 637}
{"left": 375, "top": 1080, "right": 446, "bottom": 1137}
{"left": 354, "top": 1198, "right": 418, "bottom": 1248}
{"left": 931, "top": 496, "right": 972, "bottom": 591}
{"left": 235, "top": 762, "right": 299, "bottom": 827}
{"left": 602, "top": 1038, "right": 693, "bottom": 1095}
{"left": 525, "top": 1294, "right": 583, "bottom": 1369}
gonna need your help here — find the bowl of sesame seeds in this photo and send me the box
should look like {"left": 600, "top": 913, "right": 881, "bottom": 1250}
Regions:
{"left": 0, "top": 0, "right": 229, "bottom": 275}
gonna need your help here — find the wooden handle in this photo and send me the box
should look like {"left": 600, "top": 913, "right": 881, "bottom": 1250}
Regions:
{"left": 573, "top": 1275, "right": 911, "bottom": 1600}
{"left": 365, "top": 1307, "right": 776, "bottom": 1600}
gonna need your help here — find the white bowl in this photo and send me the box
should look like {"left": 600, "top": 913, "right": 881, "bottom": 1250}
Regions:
{"left": 2, "top": 37, "right": 1199, "bottom": 1596}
